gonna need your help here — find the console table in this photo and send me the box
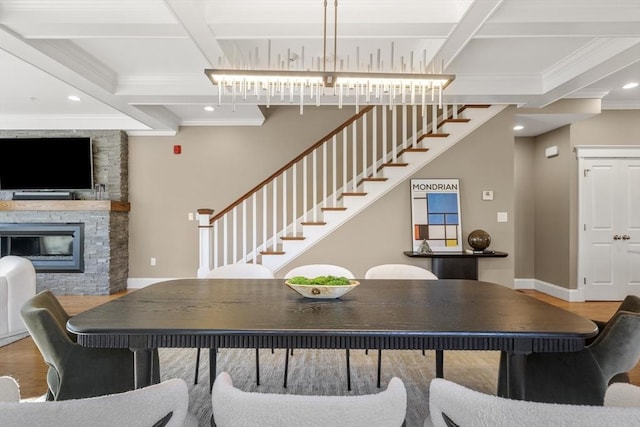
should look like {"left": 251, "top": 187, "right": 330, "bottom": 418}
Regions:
{"left": 404, "top": 250, "right": 508, "bottom": 280}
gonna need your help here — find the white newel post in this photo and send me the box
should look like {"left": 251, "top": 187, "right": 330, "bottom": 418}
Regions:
{"left": 197, "top": 208, "right": 214, "bottom": 278}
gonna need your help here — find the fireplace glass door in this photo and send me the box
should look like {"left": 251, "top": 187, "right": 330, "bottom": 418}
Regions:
{"left": 0, "top": 223, "right": 84, "bottom": 272}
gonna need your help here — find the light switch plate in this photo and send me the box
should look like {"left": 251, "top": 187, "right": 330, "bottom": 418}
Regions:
{"left": 482, "top": 190, "right": 494, "bottom": 201}
{"left": 497, "top": 212, "right": 508, "bottom": 222}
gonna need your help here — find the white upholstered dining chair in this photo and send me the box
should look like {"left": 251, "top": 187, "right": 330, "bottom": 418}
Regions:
{"left": 196, "top": 263, "right": 275, "bottom": 390}
{"left": 283, "top": 264, "right": 356, "bottom": 389}
{"left": 0, "top": 376, "right": 197, "bottom": 427}
{"left": 211, "top": 372, "right": 407, "bottom": 427}
{"left": 426, "top": 378, "right": 640, "bottom": 427}
{"left": 365, "top": 264, "right": 438, "bottom": 387}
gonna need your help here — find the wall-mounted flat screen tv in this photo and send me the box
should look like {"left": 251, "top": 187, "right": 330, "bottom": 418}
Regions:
{"left": 0, "top": 137, "right": 94, "bottom": 191}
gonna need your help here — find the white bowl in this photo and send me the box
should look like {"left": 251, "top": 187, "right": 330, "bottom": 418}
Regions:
{"left": 285, "top": 280, "right": 360, "bottom": 299}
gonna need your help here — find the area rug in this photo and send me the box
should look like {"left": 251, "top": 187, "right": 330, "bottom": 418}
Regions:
{"left": 159, "top": 347, "right": 500, "bottom": 427}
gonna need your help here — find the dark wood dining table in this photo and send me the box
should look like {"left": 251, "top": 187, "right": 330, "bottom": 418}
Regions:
{"left": 67, "top": 278, "right": 597, "bottom": 399}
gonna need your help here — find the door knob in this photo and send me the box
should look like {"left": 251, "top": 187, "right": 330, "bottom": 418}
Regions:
{"left": 613, "top": 235, "right": 621, "bottom": 240}
{"left": 622, "top": 235, "right": 631, "bottom": 240}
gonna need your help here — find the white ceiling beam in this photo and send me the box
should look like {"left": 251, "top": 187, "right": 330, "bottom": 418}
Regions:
{"left": 528, "top": 40, "right": 640, "bottom": 108}
{"left": 476, "top": 22, "right": 640, "bottom": 38}
{"left": 0, "top": 25, "right": 180, "bottom": 133}
{"left": 211, "top": 23, "right": 453, "bottom": 39}
{"left": 429, "top": 0, "right": 504, "bottom": 72}
{"left": 1, "top": 23, "right": 187, "bottom": 39}
{"left": 163, "top": 0, "right": 226, "bottom": 66}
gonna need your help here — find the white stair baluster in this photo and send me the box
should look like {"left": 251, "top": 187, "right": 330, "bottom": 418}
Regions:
{"left": 213, "top": 222, "right": 219, "bottom": 269}
{"left": 342, "top": 131, "right": 348, "bottom": 195}
{"left": 402, "top": 104, "right": 407, "bottom": 151}
{"left": 383, "top": 106, "right": 388, "bottom": 163}
{"left": 362, "top": 113, "right": 367, "bottom": 182}
{"left": 323, "top": 143, "right": 327, "bottom": 206}
{"left": 262, "top": 187, "right": 267, "bottom": 254}
{"left": 303, "top": 156, "right": 308, "bottom": 222}
{"left": 412, "top": 105, "right": 417, "bottom": 148}
{"left": 292, "top": 163, "right": 297, "bottom": 236}
{"left": 272, "top": 176, "right": 277, "bottom": 250}
{"left": 432, "top": 104, "right": 437, "bottom": 134}
{"left": 372, "top": 107, "right": 378, "bottom": 177}
{"left": 312, "top": 149, "right": 318, "bottom": 221}
{"left": 392, "top": 106, "right": 397, "bottom": 162}
{"left": 352, "top": 123, "right": 357, "bottom": 192}
{"left": 282, "top": 170, "right": 287, "bottom": 242}
{"left": 223, "top": 213, "right": 228, "bottom": 266}
{"left": 232, "top": 208, "right": 237, "bottom": 263}
{"left": 252, "top": 194, "right": 257, "bottom": 263}
{"left": 332, "top": 135, "right": 337, "bottom": 206}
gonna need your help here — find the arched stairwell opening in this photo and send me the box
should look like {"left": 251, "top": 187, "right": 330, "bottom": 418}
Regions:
{"left": 197, "top": 103, "right": 505, "bottom": 276}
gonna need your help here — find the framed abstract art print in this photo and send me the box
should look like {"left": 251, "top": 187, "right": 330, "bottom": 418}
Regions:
{"left": 410, "top": 179, "right": 462, "bottom": 252}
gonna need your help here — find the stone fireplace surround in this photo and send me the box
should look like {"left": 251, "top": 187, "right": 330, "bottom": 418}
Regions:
{"left": 0, "top": 222, "right": 85, "bottom": 272}
{"left": 0, "top": 130, "right": 129, "bottom": 295}
{"left": 0, "top": 202, "right": 129, "bottom": 294}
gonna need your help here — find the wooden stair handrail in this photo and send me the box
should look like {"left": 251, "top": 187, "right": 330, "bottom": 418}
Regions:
{"left": 211, "top": 105, "right": 375, "bottom": 223}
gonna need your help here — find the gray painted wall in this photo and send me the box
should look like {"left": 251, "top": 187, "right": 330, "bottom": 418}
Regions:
{"left": 129, "top": 105, "right": 516, "bottom": 286}
{"left": 513, "top": 109, "right": 639, "bottom": 290}
{"left": 514, "top": 137, "right": 535, "bottom": 278}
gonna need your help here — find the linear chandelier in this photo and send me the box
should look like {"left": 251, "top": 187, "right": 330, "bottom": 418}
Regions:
{"left": 204, "top": 1, "right": 455, "bottom": 113}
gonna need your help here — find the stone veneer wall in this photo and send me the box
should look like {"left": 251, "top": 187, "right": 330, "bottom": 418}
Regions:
{"left": 0, "top": 210, "right": 128, "bottom": 294}
{"left": 0, "top": 130, "right": 129, "bottom": 295}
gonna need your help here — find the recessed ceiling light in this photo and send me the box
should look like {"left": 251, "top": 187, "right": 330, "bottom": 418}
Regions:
{"left": 204, "top": 106, "right": 214, "bottom": 112}
{"left": 513, "top": 125, "right": 524, "bottom": 131}
{"left": 622, "top": 82, "right": 638, "bottom": 89}
{"left": 68, "top": 95, "right": 81, "bottom": 101}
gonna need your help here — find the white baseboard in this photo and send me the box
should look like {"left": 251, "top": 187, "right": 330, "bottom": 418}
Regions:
{"left": 514, "top": 278, "right": 535, "bottom": 290}
{"left": 127, "top": 278, "right": 183, "bottom": 289}
{"left": 515, "top": 278, "right": 584, "bottom": 302}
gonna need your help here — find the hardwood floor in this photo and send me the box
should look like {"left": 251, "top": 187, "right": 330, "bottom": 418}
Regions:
{"left": 0, "top": 289, "right": 637, "bottom": 399}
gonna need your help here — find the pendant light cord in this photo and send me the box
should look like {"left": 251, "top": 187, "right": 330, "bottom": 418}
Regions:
{"left": 323, "top": 0, "right": 327, "bottom": 72}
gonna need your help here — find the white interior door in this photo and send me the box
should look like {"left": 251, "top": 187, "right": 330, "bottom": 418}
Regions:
{"left": 579, "top": 154, "right": 640, "bottom": 300}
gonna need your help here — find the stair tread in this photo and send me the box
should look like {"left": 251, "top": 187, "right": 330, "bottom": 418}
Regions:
{"left": 322, "top": 207, "right": 347, "bottom": 211}
{"left": 281, "top": 236, "right": 305, "bottom": 241}
{"left": 381, "top": 162, "right": 409, "bottom": 167}
{"left": 418, "top": 133, "right": 449, "bottom": 141}
{"left": 444, "top": 118, "right": 471, "bottom": 123}
{"left": 342, "top": 192, "right": 367, "bottom": 196}
{"left": 260, "top": 250, "right": 285, "bottom": 255}
{"left": 301, "top": 221, "right": 327, "bottom": 226}
{"left": 363, "top": 177, "right": 388, "bottom": 182}
{"left": 405, "top": 148, "right": 429, "bottom": 152}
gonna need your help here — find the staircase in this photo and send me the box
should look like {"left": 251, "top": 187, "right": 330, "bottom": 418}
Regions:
{"left": 197, "top": 103, "right": 506, "bottom": 277}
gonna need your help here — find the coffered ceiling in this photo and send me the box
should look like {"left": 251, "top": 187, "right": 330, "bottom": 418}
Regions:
{"left": 0, "top": 0, "right": 638, "bottom": 136}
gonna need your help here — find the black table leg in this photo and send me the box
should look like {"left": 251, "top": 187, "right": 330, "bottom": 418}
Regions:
{"left": 505, "top": 352, "right": 526, "bottom": 399}
{"left": 435, "top": 350, "right": 444, "bottom": 378}
{"left": 284, "top": 348, "right": 289, "bottom": 388}
{"left": 194, "top": 348, "right": 201, "bottom": 384}
{"left": 209, "top": 348, "right": 217, "bottom": 393}
{"left": 133, "top": 349, "right": 153, "bottom": 389}
{"left": 255, "top": 348, "right": 260, "bottom": 386}
{"left": 346, "top": 349, "right": 351, "bottom": 391}
{"left": 377, "top": 349, "right": 382, "bottom": 388}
